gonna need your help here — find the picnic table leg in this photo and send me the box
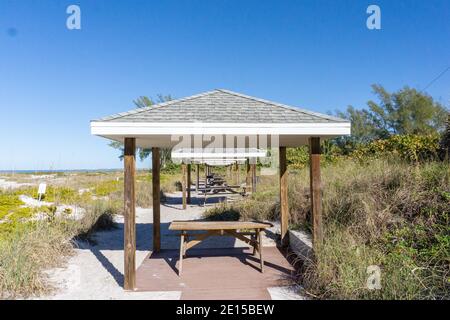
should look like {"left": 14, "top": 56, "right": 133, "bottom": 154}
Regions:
{"left": 251, "top": 233, "right": 256, "bottom": 255}
{"left": 183, "top": 234, "right": 188, "bottom": 257}
{"left": 179, "top": 232, "right": 185, "bottom": 276}
{"left": 257, "top": 229, "right": 264, "bottom": 273}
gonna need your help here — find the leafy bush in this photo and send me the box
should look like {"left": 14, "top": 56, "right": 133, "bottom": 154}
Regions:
{"left": 75, "top": 200, "right": 118, "bottom": 242}
{"left": 43, "top": 186, "right": 78, "bottom": 203}
{"left": 161, "top": 162, "right": 181, "bottom": 174}
{"left": 91, "top": 180, "right": 122, "bottom": 197}
{"left": 203, "top": 203, "right": 240, "bottom": 221}
{"left": 352, "top": 134, "right": 440, "bottom": 162}
{"left": 0, "top": 193, "right": 24, "bottom": 220}
{"left": 287, "top": 147, "right": 309, "bottom": 169}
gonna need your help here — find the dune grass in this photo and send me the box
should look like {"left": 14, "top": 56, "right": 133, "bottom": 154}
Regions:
{"left": 0, "top": 170, "right": 179, "bottom": 298}
{"left": 203, "top": 158, "right": 450, "bottom": 299}
{"left": 0, "top": 198, "right": 119, "bottom": 298}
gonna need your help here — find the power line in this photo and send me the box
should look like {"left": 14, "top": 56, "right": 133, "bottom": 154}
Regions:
{"left": 422, "top": 66, "right": 450, "bottom": 91}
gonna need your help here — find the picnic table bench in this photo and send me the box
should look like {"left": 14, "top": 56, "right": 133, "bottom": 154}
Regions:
{"left": 198, "top": 185, "right": 243, "bottom": 194}
{"left": 169, "top": 220, "right": 273, "bottom": 275}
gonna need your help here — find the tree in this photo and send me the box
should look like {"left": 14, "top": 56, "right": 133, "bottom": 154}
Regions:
{"left": 333, "top": 85, "right": 448, "bottom": 153}
{"left": 109, "top": 94, "right": 173, "bottom": 166}
{"left": 440, "top": 114, "right": 450, "bottom": 160}
{"left": 367, "top": 84, "right": 447, "bottom": 135}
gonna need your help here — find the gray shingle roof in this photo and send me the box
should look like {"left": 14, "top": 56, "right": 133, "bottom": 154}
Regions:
{"left": 93, "top": 89, "right": 347, "bottom": 123}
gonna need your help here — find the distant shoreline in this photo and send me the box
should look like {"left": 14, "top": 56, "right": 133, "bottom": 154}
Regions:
{"left": 0, "top": 169, "right": 123, "bottom": 174}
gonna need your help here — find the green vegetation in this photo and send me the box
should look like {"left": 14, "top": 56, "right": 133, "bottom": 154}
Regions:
{"left": 203, "top": 203, "right": 240, "bottom": 221}
{"left": 0, "top": 193, "right": 24, "bottom": 220}
{"left": 300, "top": 159, "right": 449, "bottom": 299}
{"left": 204, "top": 157, "right": 450, "bottom": 299}
{"left": 90, "top": 179, "right": 121, "bottom": 197}
{"left": 201, "top": 83, "right": 450, "bottom": 299}
{"left": 0, "top": 172, "right": 125, "bottom": 298}
{"left": 0, "top": 170, "right": 179, "bottom": 298}
{"left": 1, "top": 84, "right": 448, "bottom": 299}
{"left": 351, "top": 134, "right": 440, "bottom": 162}
{"left": 335, "top": 85, "right": 447, "bottom": 149}
{"left": 0, "top": 199, "right": 120, "bottom": 298}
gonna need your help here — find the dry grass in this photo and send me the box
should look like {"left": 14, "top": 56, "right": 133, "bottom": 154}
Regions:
{"left": 0, "top": 169, "right": 180, "bottom": 298}
{"left": 294, "top": 159, "right": 449, "bottom": 299}
{"left": 0, "top": 199, "right": 120, "bottom": 298}
{"left": 202, "top": 158, "right": 450, "bottom": 299}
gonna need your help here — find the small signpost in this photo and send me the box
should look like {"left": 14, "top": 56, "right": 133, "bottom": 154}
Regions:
{"left": 37, "top": 183, "right": 47, "bottom": 201}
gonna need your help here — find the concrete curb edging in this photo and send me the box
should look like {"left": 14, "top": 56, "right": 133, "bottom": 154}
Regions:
{"left": 288, "top": 229, "right": 313, "bottom": 262}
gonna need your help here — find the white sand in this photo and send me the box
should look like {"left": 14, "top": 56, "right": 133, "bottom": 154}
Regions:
{"left": 0, "top": 178, "right": 33, "bottom": 190}
{"left": 19, "top": 195, "right": 86, "bottom": 221}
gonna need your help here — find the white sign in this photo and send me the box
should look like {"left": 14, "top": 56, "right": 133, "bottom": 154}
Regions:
{"left": 38, "top": 183, "right": 47, "bottom": 201}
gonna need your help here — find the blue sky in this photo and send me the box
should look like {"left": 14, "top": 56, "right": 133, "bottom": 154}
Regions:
{"left": 0, "top": 0, "right": 449, "bottom": 170}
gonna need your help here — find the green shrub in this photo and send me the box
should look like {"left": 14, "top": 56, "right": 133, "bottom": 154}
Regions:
{"left": 75, "top": 200, "right": 118, "bottom": 242}
{"left": 203, "top": 203, "right": 240, "bottom": 221}
{"left": 352, "top": 134, "right": 440, "bottom": 162}
{"left": 91, "top": 180, "right": 122, "bottom": 197}
{"left": 161, "top": 162, "right": 181, "bottom": 174}
{"left": 0, "top": 193, "right": 24, "bottom": 220}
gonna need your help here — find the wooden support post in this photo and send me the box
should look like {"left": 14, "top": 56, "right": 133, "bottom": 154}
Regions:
{"left": 246, "top": 159, "right": 251, "bottom": 192}
{"left": 309, "top": 137, "right": 323, "bottom": 248}
{"left": 279, "top": 146, "right": 289, "bottom": 247}
{"left": 182, "top": 163, "right": 187, "bottom": 210}
{"left": 251, "top": 163, "right": 257, "bottom": 193}
{"left": 204, "top": 164, "right": 208, "bottom": 205}
{"left": 196, "top": 164, "right": 200, "bottom": 192}
{"left": 236, "top": 163, "right": 240, "bottom": 184}
{"left": 152, "top": 147, "right": 161, "bottom": 252}
{"left": 124, "top": 138, "right": 136, "bottom": 290}
{"left": 187, "top": 164, "right": 191, "bottom": 204}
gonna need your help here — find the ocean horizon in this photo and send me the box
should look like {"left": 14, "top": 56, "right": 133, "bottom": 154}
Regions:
{"left": 0, "top": 169, "right": 124, "bottom": 174}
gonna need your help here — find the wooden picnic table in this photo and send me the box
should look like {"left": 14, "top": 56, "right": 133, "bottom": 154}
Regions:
{"left": 169, "top": 220, "right": 273, "bottom": 275}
